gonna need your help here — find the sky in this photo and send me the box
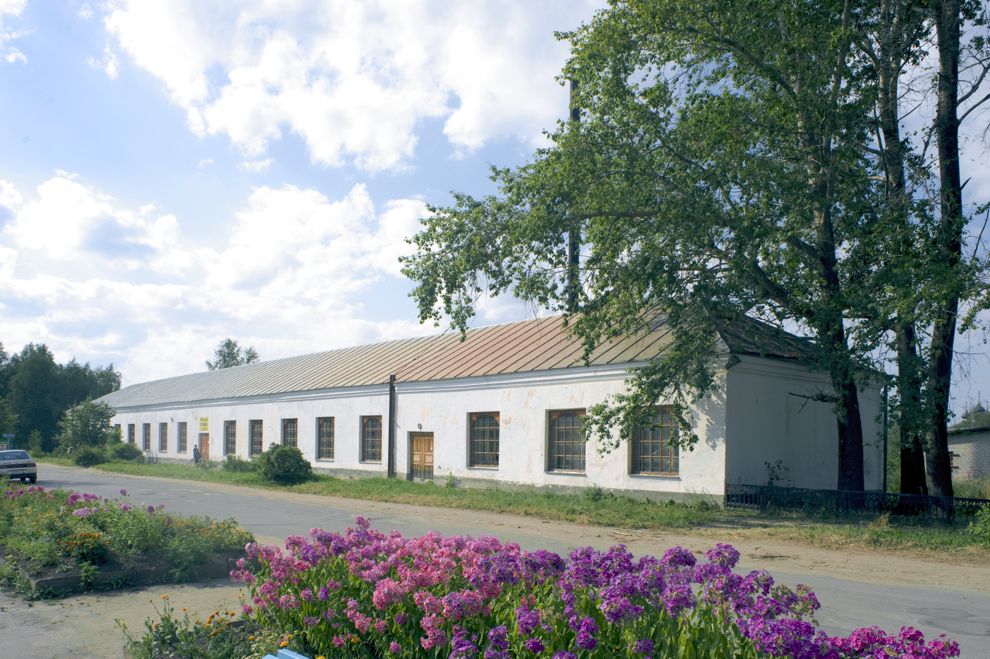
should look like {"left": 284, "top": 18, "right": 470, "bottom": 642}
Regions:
{"left": 0, "top": 0, "right": 987, "bottom": 413}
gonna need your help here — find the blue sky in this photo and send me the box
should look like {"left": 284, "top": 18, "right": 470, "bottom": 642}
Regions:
{"left": 0, "top": 0, "right": 988, "bottom": 414}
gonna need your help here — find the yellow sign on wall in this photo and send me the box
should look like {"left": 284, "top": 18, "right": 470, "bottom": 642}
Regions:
{"left": 198, "top": 417, "right": 209, "bottom": 432}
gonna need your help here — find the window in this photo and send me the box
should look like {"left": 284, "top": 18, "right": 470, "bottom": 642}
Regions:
{"left": 630, "top": 406, "right": 679, "bottom": 475}
{"left": 282, "top": 418, "right": 298, "bottom": 448}
{"left": 249, "top": 420, "right": 263, "bottom": 457}
{"left": 224, "top": 420, "right": 237, "bottom": 456}
{"left": 127, "top": 424, "right": 135, "bottom": 444}
{"left": 177, "top": 422, "right": 188, "bottom": 453}
{"left": 113, "top": 424, "right": 121, "bottom": 441}
{"left": 468, "top": 412, "right": 499, "bottom": 467}
{"left": 159, "top": 422, "right": 168, "bottom": 452}
{"left": 547, "top": 409, "right": 586, "bottom": 472}
{"left": 317, "top": 417, "right": 334, "bottom": 460}
{"left": 142, "top": 423, "right": 151, "bottom": 451}
{"left": 360, "top": 415, "right": 382, "bottom": 463}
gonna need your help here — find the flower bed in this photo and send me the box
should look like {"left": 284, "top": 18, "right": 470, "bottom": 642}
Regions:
{"left": 0, "top": 484, "right": 253, "bottom": 597}
{"left": 226, "top": 517, "right": 959, "bottom": 658}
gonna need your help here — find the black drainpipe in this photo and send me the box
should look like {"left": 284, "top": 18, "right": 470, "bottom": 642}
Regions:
{"left": 387, "top": 374, "right": 396, "bottom": 478}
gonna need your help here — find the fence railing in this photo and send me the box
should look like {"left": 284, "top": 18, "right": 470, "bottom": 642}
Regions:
{"left": 724, "top": 483, "right": 990, "bottom": 520}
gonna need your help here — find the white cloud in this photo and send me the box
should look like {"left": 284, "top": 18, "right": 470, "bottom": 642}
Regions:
{"left": 0, "top": 0, "right": 28, "bottom": 64}
{"left": 77, "top": 3, "right": 93, "bottom": 20}
{"left": 0, "top": 174, "right": 431, "bottom": 385}
{"left": 238, "top": 158, "right": 273, "bottom": 173}
{"left": 101, "top": 0, "right": 601, "bottom": 171}
{"left": 87, "top": 43, "right": 119, "bottom": 79}
{"left": 197, "top": 158, "right": 214, "bottom": 169}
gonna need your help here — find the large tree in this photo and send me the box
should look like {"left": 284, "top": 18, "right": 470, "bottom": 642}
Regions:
{"left": 404, "top": 0, "right": 883, "bottom": 490}
{"left": 206, "top": 338, "right": 260, "bottom": 370}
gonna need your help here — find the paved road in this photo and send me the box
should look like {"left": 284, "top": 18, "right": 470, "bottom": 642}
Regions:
{"left": 33, "top": 465, "right": 990, "bottom": 656}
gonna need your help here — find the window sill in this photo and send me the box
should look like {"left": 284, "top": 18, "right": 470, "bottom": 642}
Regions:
{"left": 315, "top": 458, "right": 335, "bottom": 463}
{"left": 629, "top": 473, "right": 681, "bottom": 479}
{"left": 466, "top": 465, "right": 499, "bottom": 471}
{"left": 359, "top": 461, "right": 383, "bottom": 465}
{"left": 545, "top": 470, "right": 586, "bottom": 476}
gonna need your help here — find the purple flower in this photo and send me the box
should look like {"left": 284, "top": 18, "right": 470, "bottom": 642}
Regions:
{"left": 524, "top": 638, "right": 544, "bottom": 653}
{"left": 119, "top": 488, "right": 128, "bottom": 497}
{"left": 633, "top": 638, "right": 654, "bottom": 655}
{"left": 389, "top": 641, "right": 402, "bottom": 654}
{"left": 576, "top": 617, "right": 598, "bottom": 650}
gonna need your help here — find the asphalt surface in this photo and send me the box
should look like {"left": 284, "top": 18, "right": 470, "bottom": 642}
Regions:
{"left": 28, "top": 465, "right": 990, "bottom": 656}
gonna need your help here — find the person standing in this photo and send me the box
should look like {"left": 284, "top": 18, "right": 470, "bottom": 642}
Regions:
{"left": 193, "top": 444, "right": 201, "bottom": 465}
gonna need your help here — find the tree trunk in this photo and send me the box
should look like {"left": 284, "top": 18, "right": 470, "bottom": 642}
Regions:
{"left": 873, "top": 1, "right": 928, "bottom": 495}
{"left": 925, "top": 0, "right": 962, "bottom": 498}
{"left": 897, "top": 323, "right": 928, "bottom": 494}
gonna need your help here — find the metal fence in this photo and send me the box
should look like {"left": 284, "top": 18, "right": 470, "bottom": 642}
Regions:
{"left": 725, "top": 483, "right": 990, "bottom": 520}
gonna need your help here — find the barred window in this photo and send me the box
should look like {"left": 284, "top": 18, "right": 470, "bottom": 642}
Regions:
{"left": 249, "top": 420, "right": 263, "bottom": 457}
{"left": 127, "top": 424, "right": 135, "bottom": 444}
{"left": 360, "top": 415, "right": 382, "bottom": 463}
{"left": 142, "top": 423, "right": 151, "bottom": 451}
{"left": 547, "top": 409, "right": 586, "bottom": 472}
{"left": 177, "top": 422, "right": 188, "bottom": 453}
{"left": 159, "top": 422, "right": 168, "bottom": 452}
{"left": 281, "top": 418, "right": 298, "bottom": 448}
{"left": 631, "top": 406, "right": 679, "bottom": 475}
{"left": 317, "top": 417, "right": 334, "bottom": 460}
{"left": 224, "top": 420, "right": 237, "bottom": 456}
{"left": 468, "top": 412, "right": 499, "bottom": 467}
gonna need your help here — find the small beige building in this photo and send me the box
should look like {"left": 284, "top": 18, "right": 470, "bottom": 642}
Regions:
{"left": 98, "top": 315, "right": 884, "bottom": 500}
{"left": 949, "top": 405, "right": 990, "bottom": 482}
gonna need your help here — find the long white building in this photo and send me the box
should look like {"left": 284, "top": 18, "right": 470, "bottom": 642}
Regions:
{"left": 98, "top": 316, "right": 884, "bottom": 500}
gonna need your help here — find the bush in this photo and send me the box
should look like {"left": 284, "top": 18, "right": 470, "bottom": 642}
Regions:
{"left": 257, "top": 444, "right": 311, "bottom": 485}
{"left": 109, "top": 442, "right": 145, "bottom": 462}
{"left": 73, "top": 446, "right": 108, "bottom": 467}
{"left": 970, "top": 507, "right": 990, "bottom": 548}
{"left": 222, "top": 454, "right": 257, "bottom": 473}
{"left": 228, "top": 518, "right": 961, "bottom": 658}
{"left": 1, "top": 484, "right": 254, "bottom": 598}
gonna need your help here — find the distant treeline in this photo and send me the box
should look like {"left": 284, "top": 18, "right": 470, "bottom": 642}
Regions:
{"left": 0, "top": 342, "right": 121, "bottom": 453}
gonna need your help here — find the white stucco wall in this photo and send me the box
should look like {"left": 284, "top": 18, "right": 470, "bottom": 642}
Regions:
{"left": 723, "top": 356, "right": 884, "bottom": 490}
{"left": 109, "top": 365, "right": 728, "bottom": 499}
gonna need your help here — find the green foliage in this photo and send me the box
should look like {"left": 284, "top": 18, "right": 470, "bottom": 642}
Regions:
{"left": 257, "top": 444, "right": 311, "bottom": 484}
{"left": 955, "top": 479, "right": 990, "bottom": 499}
{"left": 1, "top": 343, "right": 120, "bottom": 453}
{"left": 26, "top": 430, "right": 43, "bottom": 455}
{"left": 56, "top": 400, "right": 116, "bottom": 453}
{"left": 109, "top": 441, "right": 145, "bottom": 462}
{"left": 969, "top": 507, "right": 990, "bottom": 548}
{"left": 0, "top": 484, "right": 253, "bottom": 598}
{"left": 222, "top": 454, "right": 258, "bottom": 473}
{"left": 120, "top": 597, "right": 260, "bottom": 659}
{"left": 206, "top": 338, "right": 259, "bottom": 370}
{"left": 72, "top": 446, "right": 109, "bottom": 467}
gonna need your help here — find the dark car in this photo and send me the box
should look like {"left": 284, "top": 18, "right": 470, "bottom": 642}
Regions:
{"left": 0, "top": 450, "right": 38, "bottom": 483}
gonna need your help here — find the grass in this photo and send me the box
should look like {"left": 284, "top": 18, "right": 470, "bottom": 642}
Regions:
{"left": 955, "top": 478, "right": 990, "bottom": 499}
{"left": 38, "top": 458, "right": 990, "bottom": 558}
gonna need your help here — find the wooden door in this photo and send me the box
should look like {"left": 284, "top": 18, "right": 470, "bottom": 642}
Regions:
{"left": 198, "top": 433, "right": 210, "bottom": 462}
{"left": 409, "top": 432, "right": 434, "bottom": 481}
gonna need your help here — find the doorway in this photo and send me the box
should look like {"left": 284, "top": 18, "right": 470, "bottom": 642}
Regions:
{"left": 198, "top": 433, "right": 210, "bottom": 462}
{"left": 409, "top": 432, "right": 434, "bottom": 481}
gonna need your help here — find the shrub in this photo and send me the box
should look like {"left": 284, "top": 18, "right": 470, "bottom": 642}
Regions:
{"left": 222, "top": 454, "right": 257, "bottom": 473}
{"left": 257, "top": 444, "right": 311, "bottom": 485}
{"left": 109, "top": 441, "right": 145, "bottom": 462}
{"left": 73, "top": 446, "right": 108, "bottom": 467}
{"left": 56, "top": 400, "right": 116, "bottom": 453}
{"left": 229, "top": 518, "right": 961, "bottom": 658}
{"left": 970, "top": 507, "right": 990, "bottom": 548}
{"left": 0, "top": 484, "right": 254, "bottom": 598}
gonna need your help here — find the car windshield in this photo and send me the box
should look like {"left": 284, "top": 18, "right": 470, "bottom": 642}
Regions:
{"left": 0, "top": 450, "right": 30, "bottom": 461}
